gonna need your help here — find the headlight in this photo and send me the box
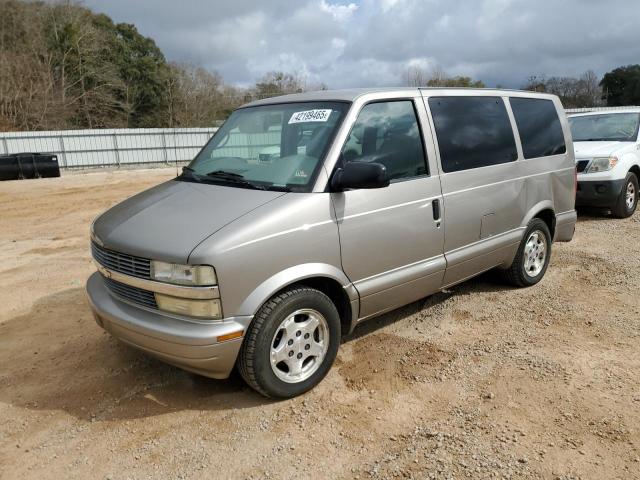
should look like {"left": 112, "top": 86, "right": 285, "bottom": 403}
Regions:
{"left": 151, "top": 261, "right": 217, "bottom": 286}
{"left": 155, "top": 294, "right": 222, "bottom": 319}
{"left": 586, "top": 156, "right": 618, "bottom": 173}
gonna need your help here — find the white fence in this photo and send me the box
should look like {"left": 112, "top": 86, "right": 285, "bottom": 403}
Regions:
{"left": 0, "top": 127, "right": 217, "bottom": 169}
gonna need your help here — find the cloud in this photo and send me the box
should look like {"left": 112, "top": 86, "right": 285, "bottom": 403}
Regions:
{"left": 83, "top": 0, "right": 640, "bottom": 88}
{"left": 320, "top": 0, "right": 358, "bottom": 21}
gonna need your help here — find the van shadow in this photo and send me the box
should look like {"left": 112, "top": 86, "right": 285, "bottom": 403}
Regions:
{"left": 575, "top": 207, "right": 615, "bottom": 221}
{"left": 343, "top": 269, "right": 511, "bottom": 342}
{"left": 0, "top": 272, "right": 510, "bottom": 422}
{"left": 0, "top": 288, "right": 269, "bottom": 423}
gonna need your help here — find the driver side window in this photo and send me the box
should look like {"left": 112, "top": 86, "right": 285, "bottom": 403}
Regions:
{"left": 341, "top": 101, "right": 428, "bottom": 181}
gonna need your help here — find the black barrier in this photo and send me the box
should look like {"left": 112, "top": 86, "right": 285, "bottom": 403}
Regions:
{"left": 0, "top": 153, "right": 61, "bottom": 181}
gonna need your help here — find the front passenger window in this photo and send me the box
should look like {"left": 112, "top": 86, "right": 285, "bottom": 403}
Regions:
{"left": 341, "top": 101, "right": 427, "bottom": 181}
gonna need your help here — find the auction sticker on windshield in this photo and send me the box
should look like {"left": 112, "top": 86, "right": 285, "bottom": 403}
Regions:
{"left": 288, "top": 109, "right": 332, "bottom": 124}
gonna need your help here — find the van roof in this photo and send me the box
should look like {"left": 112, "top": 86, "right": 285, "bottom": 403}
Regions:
{"left": 242, "top": 87, "right": 558, "bottom": 108}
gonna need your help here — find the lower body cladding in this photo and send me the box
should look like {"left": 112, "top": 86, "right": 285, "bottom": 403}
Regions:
{"left": 86, "top": 273, "right": 252, "bottom": 379}
{"left": 576, "top": 179, "right": 625, "bottom": 208}
{"left": 554, "top": 210, "right": 577, "bottom": 242}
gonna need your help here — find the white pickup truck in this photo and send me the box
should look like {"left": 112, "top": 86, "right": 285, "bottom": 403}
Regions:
{"left": 569, "top": 109, "right": 640, "bottom": 217}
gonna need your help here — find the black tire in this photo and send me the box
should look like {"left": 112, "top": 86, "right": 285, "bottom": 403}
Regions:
{"left": 502, "top": 218, "right": 552, "bottom": 288}
{"left": 612, "top": 172, "right": 638, "bottom": 219}
{"left": 237, "top": 286, "right": 341, "bottom": 398}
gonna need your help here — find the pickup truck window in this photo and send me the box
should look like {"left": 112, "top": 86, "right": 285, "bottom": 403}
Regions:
{"left": 510, "top": 98, "right": 566, "bottom": 159}
{"left": 429, "top": 96, "right": 518, "bottom": 173}
{"left": 183, "top": 102, "right": 349, "bottom": 192}
{"left": 569, "top": 113, "right": 640, "bottom": 142}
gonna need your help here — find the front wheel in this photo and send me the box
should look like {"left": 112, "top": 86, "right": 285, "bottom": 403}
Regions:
{"left": 612, "top": 172, "right": 638, "bottom": 218}
{"left": 502, "top": 218, "right": 552, "bottom": 287}
{"left": 237, "top": 287, "right": 341, "bottom": 398}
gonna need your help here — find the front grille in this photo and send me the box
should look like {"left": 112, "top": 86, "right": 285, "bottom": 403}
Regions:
{"left": 576, "top": 160, "right": 589, "bottom": 173}
{"left": 91, "top": 241, "right": 151, "bottom": 279}
{"left": 103, "top": 277, "right": 158, "bottom": 309}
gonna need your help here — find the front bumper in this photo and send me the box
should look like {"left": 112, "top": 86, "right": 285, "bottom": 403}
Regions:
{"left": 86, "top": 272, "right": 252, "bottom": 379}
{"left": 576, "top": 179, "right": 625, "bottom": 208}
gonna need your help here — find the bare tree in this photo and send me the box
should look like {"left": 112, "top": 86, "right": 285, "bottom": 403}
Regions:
{"left": 425, "top": 65, "right": 449, "bottom": 87}
{"left": 0, "top": 0, "right": 60, "bottom": 130}
{"left": 522, "top": 71, "right": 603, "bottom": 107}
{"left": 166, "top": 63, "right": 238, "bottom": 127}
{"left": 403, "top": 65, "right": 428, "bottom": 87}
{"left": 577, "top": 70, "right": 603, "bottom": 107}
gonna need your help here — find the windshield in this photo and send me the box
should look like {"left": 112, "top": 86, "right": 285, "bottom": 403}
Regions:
{"left": 569, "top": 113, "right": 640, "bottom": 142}
{"left": 180, "top": 101, "right": 349, "bottom": 192}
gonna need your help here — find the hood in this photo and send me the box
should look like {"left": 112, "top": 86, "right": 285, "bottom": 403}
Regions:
{"left": 573, "top": 141, "right": 629, "bottom": 159}
{"left": 92, "top": 179, "right": 286, "bottom": 263}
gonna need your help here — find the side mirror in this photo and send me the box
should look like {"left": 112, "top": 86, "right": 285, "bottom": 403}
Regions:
{"left": 331, "top": 161, "right": 390, "bottom": 191}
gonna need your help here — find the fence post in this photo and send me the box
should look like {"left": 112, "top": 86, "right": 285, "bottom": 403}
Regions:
{"left": 1, "top": 135, "right": 8, "bottom": 155}
{"left": 161, "top": 130, "right": 170, "bottom": 166}
{"left": 58, "top": 134, "right": 68, "bottom": 168}
{"left": 112, "top": 132, "right": 121, "bottom": 167}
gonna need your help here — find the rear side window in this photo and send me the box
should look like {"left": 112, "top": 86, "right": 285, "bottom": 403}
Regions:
{"left": 510, "top": 98, "right": 566, "bottom": 159}
{"left": 429, "top": 97, "right": 518, "bottom": 173}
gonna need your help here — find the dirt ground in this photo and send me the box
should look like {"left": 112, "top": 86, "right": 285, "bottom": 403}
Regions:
{"left": 0, "top": 168, "right": 639, "bottom": 480}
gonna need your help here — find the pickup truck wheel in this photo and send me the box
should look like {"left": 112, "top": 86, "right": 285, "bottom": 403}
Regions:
{"left": 237, "top": 287, "right": 341, "bottom": 398}
{"left": 502, "top": 218, "right": 551, "bottom": 288}
{"left": 612, "top": 173, "right": 638, "bottom": 218}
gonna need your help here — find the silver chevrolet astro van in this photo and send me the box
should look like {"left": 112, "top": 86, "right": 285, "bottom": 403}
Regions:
{"left": 87, "top": 88, "right": 577, "bottom": 398}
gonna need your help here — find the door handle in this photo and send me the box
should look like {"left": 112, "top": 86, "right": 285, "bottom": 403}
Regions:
{"left": 432, "top": 199, "right": 441, "bottom": 221}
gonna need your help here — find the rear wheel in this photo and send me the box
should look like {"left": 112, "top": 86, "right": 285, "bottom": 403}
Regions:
{"left": 612, "top": 173, "right": 638, "bottom": 218}
{"left": 237, "top": 287, "right": 341, "bottom": 398}
{"left": 503, "top": 218, "right": 552, "bottom": 287}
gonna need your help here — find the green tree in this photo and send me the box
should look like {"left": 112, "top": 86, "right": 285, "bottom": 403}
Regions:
{"left": 600, "top": 65, "right": 640, "bottom": 106}
{"left": 94, "top": 15, "right": 171, "bottom": 127}
{"left": 1, "top": 0, "right": 176, "bottom": 130}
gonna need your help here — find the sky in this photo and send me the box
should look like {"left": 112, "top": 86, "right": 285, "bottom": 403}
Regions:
{"left": 83, "top": 0, "right": 640, "bottom": 89}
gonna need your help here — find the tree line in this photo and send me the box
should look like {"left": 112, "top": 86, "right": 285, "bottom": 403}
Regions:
{"left": 2, "top": 0, "right": 640, "bottom": 132}
{"left": 522, "top": 66, "right": 640, "bottom": 108}
{"left": 405, "top": 64, "right": 640, "bottom": 109}
{"left": 0, "top": 0, "right": 314, "bottom": 131}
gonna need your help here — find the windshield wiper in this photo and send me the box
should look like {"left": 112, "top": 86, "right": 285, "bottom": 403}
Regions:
{"left": 264, "top": 185, "right": 291, "bottom": 192}
{"left": 204, "top": 170, "right": 266, "bottom": 190}
{"left": 205, "top": 170, "right": 245, "bottom": 179}
{"left": 180, "top": 168, "right": 290, "bottom": 192}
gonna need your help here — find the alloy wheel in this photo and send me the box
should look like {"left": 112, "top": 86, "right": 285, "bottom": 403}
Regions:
{"left": 269, "top": 309, "right": 329, "bottom": 383}
{"left": 523, "top": 230, "right": 547, "bottom": 278}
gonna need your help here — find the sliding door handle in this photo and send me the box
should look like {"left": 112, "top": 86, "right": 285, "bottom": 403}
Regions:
{"left": 432, "top": 199, "right": 441, "bottom": 221}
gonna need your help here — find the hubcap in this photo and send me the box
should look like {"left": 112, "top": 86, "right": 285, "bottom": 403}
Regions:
{"left": 270, "top": 309, "right": 329, "bottom": 384}
{"left": 523, "top": 230, "right": 547, "bottom": 278}
{"left": 626, "top": 181, "right": 636, "bottom": 210}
